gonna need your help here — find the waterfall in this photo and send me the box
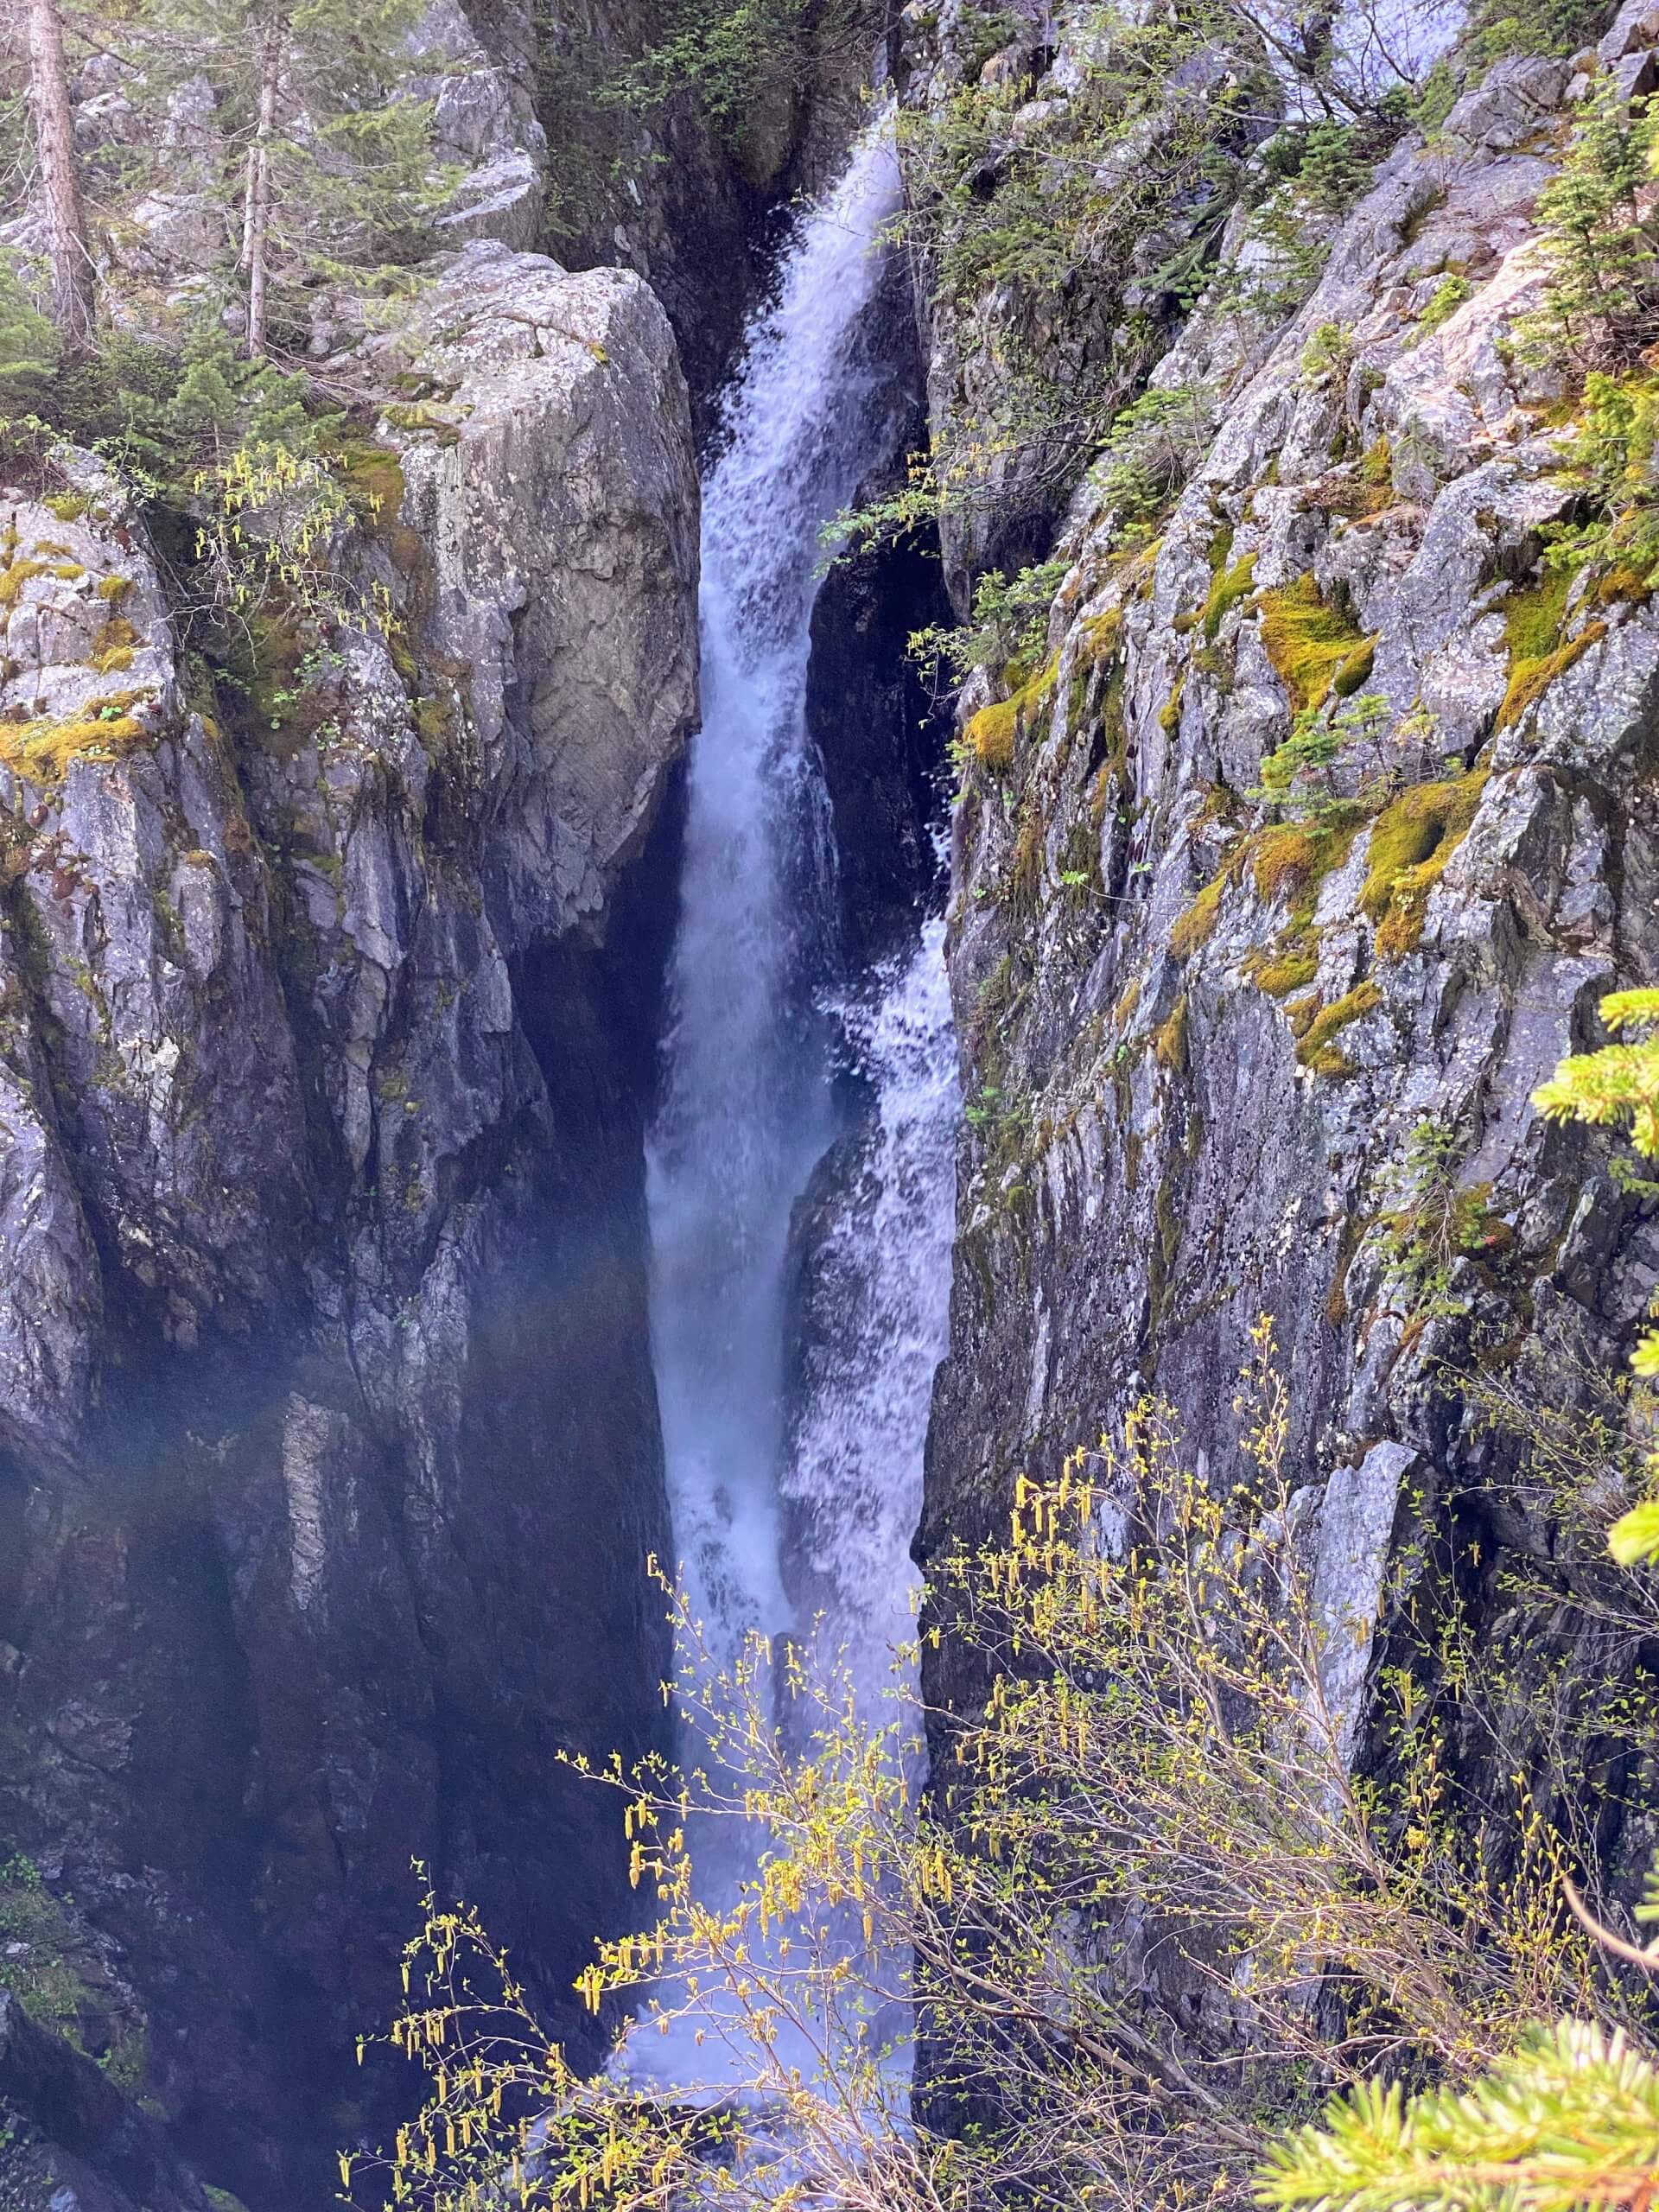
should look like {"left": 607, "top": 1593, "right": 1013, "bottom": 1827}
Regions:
{"left": 780, "top": 911, "right": 957, "bottom": 1700}
{"left": 638, "top": 117, "right": 959, "bottom": 2085}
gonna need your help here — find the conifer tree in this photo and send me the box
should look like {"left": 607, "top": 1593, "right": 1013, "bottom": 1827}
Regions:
{"left": 0, "top": 250, "right": 58, "bottom": 404}
{"left": 22, "top": 0, "right": 93, "bottom": 352}
{"left": 119, "top": 0, "right": 442, "bottom": 357}
{"left": 1522, "top": 77, "right": 1659, "bottom": 367}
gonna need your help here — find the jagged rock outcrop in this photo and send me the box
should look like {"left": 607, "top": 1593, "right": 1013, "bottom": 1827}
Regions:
{"left": 0, "top": 1987, "right": 208, "bottom": 2212}
{"left": 893, "top": 0, "right": 1279, "bottom": 603}
{"left": 916, "top": 0, "right": 1659, "bottom": 1911}
{"left": 467, "top": 0, "right": 874, "bottom": 429}
{"left": 0, "top": 248, "right": 696, "bottom": 2210}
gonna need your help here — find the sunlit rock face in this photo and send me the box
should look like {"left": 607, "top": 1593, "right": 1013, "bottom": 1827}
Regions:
{"left": 912, "top": 0, "right": 1659, "bottom": 1965}
{"left": 0, "top": 250, "right": 695, "bottom": 2212}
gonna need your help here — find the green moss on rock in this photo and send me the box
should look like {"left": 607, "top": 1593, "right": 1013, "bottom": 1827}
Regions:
{"left": 1258, "top": 572, "right": 1376, "bottom": 714}
{"left": 1360, "top": 770, "right": 1487, "bottom": 957}
{"left": 964, "top": 654, "right": 1058, "bottom": 773}
{"left": 1294, "top": 979, "right": 1382, "bottom": 1074}
{"left": 1494, "top": 564, "right": 1610, "bottom": 731}
{"left": 1203, "top": 551, "right": 1257, "bottom": 639}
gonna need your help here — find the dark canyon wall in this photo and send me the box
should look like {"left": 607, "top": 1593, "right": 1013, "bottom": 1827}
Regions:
{"left": 0, "top": 244, "right": 695, "bottom": 2209}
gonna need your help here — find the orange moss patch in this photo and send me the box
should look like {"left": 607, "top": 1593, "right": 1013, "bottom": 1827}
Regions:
{"left": 1595, "top": 562, "right": 1652, "bottom": 608}
{"left": 1496, "top": 621, "right": 1606, "bottom": 730}
{"left": 1286, "top": 990, "right": 1323, "bottom": 1040}
{"left": 1242, "top": 927, "right": 1318, "bottom": 998}
{"left": 0, "top": 558, "right": 52, "bottom": 610}
{"left": 1083, "top": 607, "right": 1123, "bottom": 665}
{"left": 1170, "top": 868, "right": 1230, "bottom": 959}
{"left": 0, "top": 693, "right": 154, "bottom": 781}
{"left": 1153, "top": 995, "right": 1188, "bottom": 1072}
{"left": 91, "top": 617, "right": 138, "bottom": 674}
{"left": 1294, "top": 979, "right": 1382, "bottom": 1077}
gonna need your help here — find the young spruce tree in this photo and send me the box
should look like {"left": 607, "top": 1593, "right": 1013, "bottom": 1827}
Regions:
{"left": 1522, "top": 76, "right": 1659, "bottom": 368}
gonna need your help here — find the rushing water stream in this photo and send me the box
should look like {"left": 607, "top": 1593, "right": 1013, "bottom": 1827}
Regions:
{"left": 639, "top": 118, "right": 958, "bottom": 2082}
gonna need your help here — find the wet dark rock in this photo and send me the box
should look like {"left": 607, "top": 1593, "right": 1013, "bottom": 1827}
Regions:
{"left": 808, "top": 530, "right": 953, "bottom": 973}
{"left": 806, "top": 251, "right": 953, "bottom": 972}
{"left": 0, "top": 1986, "right": 209, "bottom": 2212}
{"left": 0, "top": 252, "right": 696, "bottom": 2209}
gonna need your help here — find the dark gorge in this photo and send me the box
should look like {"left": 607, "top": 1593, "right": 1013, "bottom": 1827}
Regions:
{"left": 5, "top": 0, "right": 1659, "bottom": 2205}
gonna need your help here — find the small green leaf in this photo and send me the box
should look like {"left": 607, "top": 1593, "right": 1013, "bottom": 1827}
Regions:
{"left": 1608, "top": 1498, "right": 1659, "bottom": 1566}
{"left": 1602, "top": 988, "right": 1659, "bottom": 1033}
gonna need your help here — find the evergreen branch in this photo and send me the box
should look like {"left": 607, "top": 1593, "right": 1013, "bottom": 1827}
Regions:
{"left": 1259, "top": 2022, "right": 1659, "bottom": 2212}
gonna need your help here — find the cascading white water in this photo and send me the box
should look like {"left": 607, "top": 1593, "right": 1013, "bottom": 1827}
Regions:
{"left": 781, "top": 910, "right": 957, "bottom": 1699}
{"left": 639, "top": 116, "right": 959, "bottom": 2087}
{"left": 648, "top": 116, "right": 926, "bottom": 1667}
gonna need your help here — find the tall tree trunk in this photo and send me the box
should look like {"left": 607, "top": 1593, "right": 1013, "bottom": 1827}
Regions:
{"left": 24, "top": 0, "right": 94, "bottom": 354}
{"left": 241, "top": 3, "right": 283, "bottom": 359}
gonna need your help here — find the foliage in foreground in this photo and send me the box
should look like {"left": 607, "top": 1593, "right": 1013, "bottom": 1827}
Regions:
{"left": 1259, "top": 998, "right": 1659, "bottom": 2212}
{"left": 1535, "top": 986, "right": 1659, "bottom": 1567}
{"left": 1262, "top": 2017, "right": 1659, "bottom": 2212}
{"left": 346, "top": 1325, "right": 1637, "bottom": 2212}
{"left": 341, "top": 988, "right": 1659, "bottom": 2212}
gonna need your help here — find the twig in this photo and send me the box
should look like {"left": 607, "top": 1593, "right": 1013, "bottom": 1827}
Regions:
{"left": 1564, "top": 1872, "right": 1659, "bottom": 1972}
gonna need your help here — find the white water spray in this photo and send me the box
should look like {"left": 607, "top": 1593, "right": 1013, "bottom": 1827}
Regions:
{"left": 782, "top": 912, "right": 957, "bottom": 1699}
{"left": 639, "top": 118, "right": 959, "bottom": 2086}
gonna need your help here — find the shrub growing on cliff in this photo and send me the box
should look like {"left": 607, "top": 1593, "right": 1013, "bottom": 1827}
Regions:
{"left": 1255, "top": 692, "right": 1396, "bottom": 815}
{"left": 909, "top": 557, "right": 1067, "bottom": 696}
{"left": 1256, "top": 1379, "right": 1659, "bottom": 2212}
{"left": 1091, "top": 381, "right": 1217, "bottom": 535}
{"left": 1535, "top": 368, "right": 1659, "bottom": 594}
{"left": 1468, "top": 0, "right": 1615, "bottom": 61}
{"left": 353, "top": 1328, "right": 1607, "bottom": 2212}
{"left": 1246, "top": 999, "right": 1659, "bottom": 2212}
{"left": 1518, "top": 78, "right": 1659, "bottom": 372}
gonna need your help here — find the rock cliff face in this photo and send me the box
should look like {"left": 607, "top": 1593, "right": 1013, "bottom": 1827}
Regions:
{"left": 0, "top": 246, "right": 696, "bottom": 2210}
{"left": 911, "top": 1, "right": 1659, "bottom": 1905}
{"left": 18, "top": 0, "right": 1659, "bottom": 2195}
